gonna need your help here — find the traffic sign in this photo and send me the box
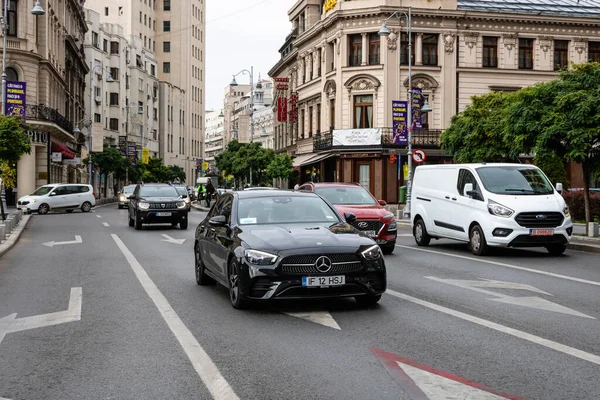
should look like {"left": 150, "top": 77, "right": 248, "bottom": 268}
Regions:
{"left": 412, "top": 149, "right": 426, "bottom": 163}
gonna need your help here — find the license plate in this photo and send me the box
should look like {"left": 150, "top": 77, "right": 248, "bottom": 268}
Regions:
{"left": 21, "top": 207, "right": 28, "bottom": 212}
{"left": 302, "top": 275, "right": 345, "bottom": 287}
{"left": 156, "top": 212, "right": 171, "bottom": 217}
{"left": 530, "top": 229, "right": 554, "bottom": 236}
{"left": 362, "top": 230, "right": 376, "bottom": 237}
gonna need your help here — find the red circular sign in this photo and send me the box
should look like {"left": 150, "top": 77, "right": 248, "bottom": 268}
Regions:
{"left": 412, "top": 149, "right": 426, "bottom": 163}
{"left": 389, "top": 154, "right": 397, "bottom": 164}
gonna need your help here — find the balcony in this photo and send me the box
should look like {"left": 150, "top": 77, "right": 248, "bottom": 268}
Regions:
{"left": 313, "top": 128, "right": 443, "bottom": 151}
{"left": 26, "top": 105, "right": 75, "bottom": 142}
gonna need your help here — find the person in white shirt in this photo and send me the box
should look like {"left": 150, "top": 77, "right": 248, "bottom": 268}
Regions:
{"left": 293, "top": 183, "right": 300, "bottom": 191}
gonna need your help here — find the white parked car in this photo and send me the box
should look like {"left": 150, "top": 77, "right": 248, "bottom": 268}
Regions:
{"left": 410, "top": 163, "right": 573, "bottom": 256}
{"left": 17, "top": 184, "right": 96, "bottom": 215}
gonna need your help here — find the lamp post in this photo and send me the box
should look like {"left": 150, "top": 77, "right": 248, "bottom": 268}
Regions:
{"left": 231, "top": 68, "right": 254, "bottom": 185}
{"left": 379, "top": 7, "right": 414, "bottom": 219}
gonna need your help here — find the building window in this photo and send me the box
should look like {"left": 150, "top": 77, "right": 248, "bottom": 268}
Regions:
{"left": 94, "top": 113, "right": 101, "bottom": 123}
{"left": 329, "top": 99, "right": 335, "bottom": 129}
{"left": 316, "top": 104, "right": 321, "bottom": 133}
{"left": 354, "top": 95, "right": 373, "bottom": 129}
{"left": 369, "top": 33, "right": 380, "bottom": 65}
{"left": 105, "top": 7, "right": 109, "bottom": 16}
{"left": 164, "top": 0, "right": 170, "bottom": 11}
{"left": 103, "top": 39, "right": 108, "bottom": 52}
{"left": 308, "top": 106, "right": 313, "bottom": 137}
{"left": 589, "top": 41, "right": 600, "bottom": 62}
{"left": 6, "top": 67, "right": 18, "bottom": 81}
{"left": 110, "top": 41, "right": 119, "bottom": 54}
{"left": 7, "top": 0, "right": 17, "bottom": 36}
{"left": 422, "top": 34, "right": 438, "bottom": 66}
{"left": 519, "top": 38, "right": 534, "bottom": 70}
{"left": 163, "top": 41, "right": 170, "bottom": 52}
{"left": 163, "top": 21, "right": 170, "bottom": 31}
{"left": 163, "top": 62, "right": 171, "bottom": 73}
{"left": 151, "top": 64, "right": 156, "bottom": 76}
{"left": 109, "top": 118, "right": 119, "bottom": 131}
{"left": 109, "top": 93, "right": 119, "bottom": 106}
{"left": 554, "top": 40, "right": 569, "bottom": 70}
{"left": 110, "top": 67, "right": 119, "bottom": 81}
{"left": 139, "top": 11, "right": 142, "bottom": 23}
{"left": 483, "top": 36, "right": 498, "bottom": 68}
{"left": 348, "top": 34, "right": 362, "bottom": 66}
{"left": 401, "top": 33, "right": 416, "bottom": 65}
{"left": 92, "top": 32, "right": 99, "bottom": 48}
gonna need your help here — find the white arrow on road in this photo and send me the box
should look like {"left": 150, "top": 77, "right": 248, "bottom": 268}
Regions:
{"left": 42, "top": 235, "right": 82, "bottom": 248}
{"left": 283, "top": 311, "right": 341, "bottom": 330}
{"left": 426, "top": 277, "right": 595, "bottom": 319}
{"left": 161, "top": 234, "right": 186, "bottom": 245}
{"left": 0, "top": 287, "right": 82, "bottom": 345}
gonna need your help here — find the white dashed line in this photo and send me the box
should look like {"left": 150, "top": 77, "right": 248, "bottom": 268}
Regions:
{"left": 96, "top": 215, "right": 101, "bottom": 218}
{"left": 102, "top": 222, "right": 110, "bottom": 227}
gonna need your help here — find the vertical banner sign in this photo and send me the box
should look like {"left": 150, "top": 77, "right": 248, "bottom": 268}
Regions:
{"left": 92, "top": 123, "right": 104, "bottom": 152}
{"left": 281, "top": 97, "right": 287, "bottom": 122}
{"left": 290, "top": 93, "right": 298, "bottom": 123}
{"left": 412, "top": 88, "right": 422, "bottom": 130}
{"left": 119, "top": 136, "right": 127, "bottom": 156}
{"left": 392, "top": 101, "right": 408, "bottom": 145}
{"left": 127, "top": 145, "right": 137, "bottom": 166}
{"left": 277, "top": 98, "right": 283, "bottom": 122}
{"left": 5, "top": 81, "right": 27, "bottom": 120}
{"left": 397, "top": 154, "right": 402, "bottom": 181}
{"left": 196, "top": 159, "right": 202, "bottom": 173}
{"left": 142, "top": 147, "right": 149, "bottom": 164}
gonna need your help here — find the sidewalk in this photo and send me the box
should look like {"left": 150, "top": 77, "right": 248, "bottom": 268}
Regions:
{"left": 0, "top": 209, "right": 31, "bottom": 258}
{"left": 191, "top": 200, "right": 214, "bottom": 212}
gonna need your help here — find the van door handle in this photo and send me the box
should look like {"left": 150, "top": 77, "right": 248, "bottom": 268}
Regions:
{"left": 445, "top": 196, "right": 450, "bottom": 199}
{"left": 452, "top": 197, "right": 457, "bottom": 201}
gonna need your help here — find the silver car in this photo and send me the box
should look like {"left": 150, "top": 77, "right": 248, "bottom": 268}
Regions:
{"left": 118, "top": 185, "right": 136, "bottom": 209}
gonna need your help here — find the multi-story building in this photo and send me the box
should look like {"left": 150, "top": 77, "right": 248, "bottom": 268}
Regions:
{"left": 86, "top": 0, "right": 205, "bottom": 185}
{"left": 204, "top": 110, "right": 224, "bottom": 172}
{"left": 227, "top": 78, "right": 274, "bottom": 148}
{"left": 223, "top": 82, "right": 251, "bottom": 147}
{"left": 269, "top": 0, "right": 600, "bottom": 202}
{"left": 12, "top": 0, "right": 89, "bottom": 200}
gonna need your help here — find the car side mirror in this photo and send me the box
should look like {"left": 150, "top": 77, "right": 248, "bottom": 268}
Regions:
{"left": 209, "top": 215, "right": 227, "bottom": 226}
{"left": 128, "top": 195, "right": 135, "bottom": 200}
{"left": 556, "top": 182, "right": 563, "bottom": 194}
{"left": 49, "top": 192, "right": 56, "bottom": 196}
{"left": 344, "top": 212, "right": 357, "bottom": 223}
{"left": 378, "top": 200, "right": 387, "bottom": 206}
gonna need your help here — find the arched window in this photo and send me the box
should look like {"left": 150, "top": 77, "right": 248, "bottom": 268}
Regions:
{"left": 8, "top": 0, "right": 17, "bottom": 36}
{"left": 6, "top": 67, "right": 18, "bottom": 81}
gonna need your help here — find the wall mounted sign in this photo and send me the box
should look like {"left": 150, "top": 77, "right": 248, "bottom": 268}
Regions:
{"left": 332, "top": 128, "right": 381, "bottom": 146}
{"left": 5, "top": 81, "right": 26, "bottom": 120}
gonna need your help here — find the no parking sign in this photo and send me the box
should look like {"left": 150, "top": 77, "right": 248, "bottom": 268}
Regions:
{"left": 412, "top": 149, "right": 426, "bottom": 163}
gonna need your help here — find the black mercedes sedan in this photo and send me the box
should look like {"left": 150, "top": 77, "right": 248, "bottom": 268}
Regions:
{"left": 194, "top": 190, "right": 387, "bottom": 309}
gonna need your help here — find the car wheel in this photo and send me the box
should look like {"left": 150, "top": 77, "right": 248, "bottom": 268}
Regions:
{"left": 195, "top": 242, "right": 214, "bottom": 286}
{"left": 546, "top": 244, "right": 567, "bottom": 256}
{"left": 118, "top": 204, "right": 123, "bottom": 209}
{"left": 66, "top": 210, "right": 74, "bottom": 213}
{"left": 180, "top": 219, "right": 188, "bottom": 230}
{"left": 228, "top": 259, "right": 249, "bottom": 309}
{"left": 413, "top": 218, "right": 431, "bottom": 246}
{"left": 381, "top": 243, "right": 395, "bottom": 255}
{"left": 81, "top": 202, "right": 92, "bottom": 213}
{"left": 134, "top": 214, "right": 142, "bottom": 230}
{"left": 37, "top": 203, "right": 50, "bottom": 215}
{"left": 355, "top": 294, "right": 382, "bottom": 307}
{"left": 469, "top": 225, "right": 489, "bottom": 256}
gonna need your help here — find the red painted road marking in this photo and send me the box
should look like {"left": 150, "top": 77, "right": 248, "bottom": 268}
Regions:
{"left": 370, "top": 347, "right": 525, "bottom": 400}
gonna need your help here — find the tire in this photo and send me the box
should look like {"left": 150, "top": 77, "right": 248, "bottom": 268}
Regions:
{"left": 469, "top": 225, "right": 489, "bottom": 256}
{"left": 546, "top": 244, "right": 567, "bottom": 256}
{"left": 81, "top": 202, "right": 92, "bottom": 213}
{"left": 66, "top": 210, "right": 74, "bottom": 213}
{"left": 413, "top": 218, "right": 431, "bottom": 246}
{"left": 118, "top": 204, "right": 123, "bottom": 209}
{"left": 195, "top": 242, "right": 214, "bottom": 285}
{"left": 228, "top": 259, "right": 249, "bottom": 309}
{"left": 381, "top": 243, "right": 395, "bottom": 255}
{"left": 180, "top": 219, "right": 188, "bottom": 230}
{"left": 355, "top": 294, "right": 382, "bottom": 307}
{"left": 128, "top": 215, "right": 134, "bottom": 227}
{"left": 37, "top": 203, "right": 50, "bottom": 215}
{"left": 134, "top": 214, "right": 142, "bottom": 230}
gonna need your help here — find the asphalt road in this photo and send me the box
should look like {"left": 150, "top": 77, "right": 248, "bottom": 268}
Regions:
{"left": 1, "top": 205, "right": 599, "bottom": 400}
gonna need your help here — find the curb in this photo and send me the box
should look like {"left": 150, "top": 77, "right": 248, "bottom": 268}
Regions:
{"left": 0, "top": 214, "right": 31, "bottom": 258}
{"left": 191, "top": 202, "right": 211, "bottom": 212}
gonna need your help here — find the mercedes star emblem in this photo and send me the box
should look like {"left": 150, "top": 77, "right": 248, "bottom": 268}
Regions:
{"left": 314, "top": 256, "right": 332, "bottom": 273}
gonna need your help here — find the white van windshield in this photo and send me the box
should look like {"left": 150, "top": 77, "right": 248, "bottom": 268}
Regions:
{"left": 31, "top": 186, "right": 55, "bottom": 196}
{"left": 476, "top": 166, "right": 554, "bottom": 195}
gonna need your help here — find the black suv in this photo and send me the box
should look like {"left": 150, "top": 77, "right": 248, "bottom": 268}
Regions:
{"left": 128, "top": 183, "right": 189, "bottom": 230}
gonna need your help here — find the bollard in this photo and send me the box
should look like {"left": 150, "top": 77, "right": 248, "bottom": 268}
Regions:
{"left": 5, "top": 218, "right": 13, "bottom": 233}
{"left": 0, "top": 224, "right": 5, "bottom": 241}
{"left": 589, "top": 222, "right": 599, "bottom": 238}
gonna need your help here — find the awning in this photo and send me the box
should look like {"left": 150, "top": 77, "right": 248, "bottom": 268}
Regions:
{"left": 305, "top": 152, "right": 335, "bottom": 164}
{"left": 51, "top": 142, "right": 75, "bottom": 160}
{"left": 292, "top": 153, "right": 318, "bottom": 167}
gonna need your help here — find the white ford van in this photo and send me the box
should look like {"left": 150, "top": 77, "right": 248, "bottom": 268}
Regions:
{"left": 410, "top": 163, "right": 572, "bottom": 256}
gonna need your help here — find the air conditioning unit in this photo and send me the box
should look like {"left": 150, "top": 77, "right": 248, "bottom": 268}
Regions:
{"left": 95, "top": 96, "right": 102, "bottom": 104}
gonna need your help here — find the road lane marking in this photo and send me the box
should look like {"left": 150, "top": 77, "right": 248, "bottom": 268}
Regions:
{"left": 111, "top": 234, "right": 239, "bottom": 400}
{"left": 161, "top": 234, "right": 186, "bottom": 245}
{"left": 386, "top": 289, "right": 600, "bottom": 366}
{"left": 395, "top": 244, "right": 600, "bottom": 287}
{"left": 96, "top": 215, "right": 101, "bottom": 218}
{"left": 42, "top": 235, "right": 83, "bottom": 248}
{"left": 102, "top": 222, "right": 110, "bottom": 227}
{"left": 283, "top": 311, "right": 341, "bottom": 330}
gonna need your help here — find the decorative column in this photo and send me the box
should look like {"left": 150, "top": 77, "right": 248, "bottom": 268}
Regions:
{"left": 416, "top": 33, "right": 423, "bottom": 65}
{"left": 361, "top": 32, "right": 368, "bottom": 65}
{"left": 16, "top": 145, "right": 36, "bottom": 200}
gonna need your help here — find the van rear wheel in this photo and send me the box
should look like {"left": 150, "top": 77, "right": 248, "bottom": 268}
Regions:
{"left": 413, "top": 219, "right": 431, "bottom": 246}
{"left": 469, "top": 225, "right": 489, "bottom": 256}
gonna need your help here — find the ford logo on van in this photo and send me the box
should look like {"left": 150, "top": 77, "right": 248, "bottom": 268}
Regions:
{"left": 536, "top": 214, "right": 548, "bottom": 220}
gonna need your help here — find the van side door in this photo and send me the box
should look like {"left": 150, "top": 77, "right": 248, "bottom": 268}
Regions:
{"left": 453, "top": 168, "right": 485, "bottom": 240}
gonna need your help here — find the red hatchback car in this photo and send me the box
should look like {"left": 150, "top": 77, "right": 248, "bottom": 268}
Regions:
{"left": 298, "top": 182, "right": 397, "bottom": 254}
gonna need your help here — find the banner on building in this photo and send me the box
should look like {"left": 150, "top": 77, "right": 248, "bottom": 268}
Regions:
{"left": 332, "top": 128, "right": 382, "bottom": 146}
{"left": 5, "top": 81, "right": 26, "bottom": 120}
{"left": 63, "top": 158, "right": 82, "bottom": 165}
{"left": 392, "top": 101, "right": 408, "bottom": 145}
{"left": 119, "top": 136, "right": 127, "bottom": 156}
{"left": 289, "top": 93, "right": 298, "bottom": 124}
{"left": 127, "top": 145, "right": 137, "bottom": 166}
{"left": 412, "top": 88, "right": 423, "bottom": 130}
{"left": 202, "top": 161, "right": 209, "bottom": 171}
{"left": 277, "top": 97, "right": 288, "bottom": 122}
{"left": 92, "top": 123, "right": 104, "bottom": 152}
{"left": 142, "top": 147, "right": 149, "bottom": 164}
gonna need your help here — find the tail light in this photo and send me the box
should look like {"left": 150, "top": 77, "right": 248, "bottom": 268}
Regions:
{"left": 93, "top": 191, "right": 96, "bottom": 198}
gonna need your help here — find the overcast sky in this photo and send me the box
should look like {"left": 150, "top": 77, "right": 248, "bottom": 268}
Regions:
{"left": 206, "top": 0, "right": 293, "bottom": 111}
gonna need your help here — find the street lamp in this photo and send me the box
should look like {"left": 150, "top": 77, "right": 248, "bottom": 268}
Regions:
{"left": 231, "top": 67, "right": 254, "bottom": 143}
{"left": 379, "top": 7, "right": 415, "bottom": 219}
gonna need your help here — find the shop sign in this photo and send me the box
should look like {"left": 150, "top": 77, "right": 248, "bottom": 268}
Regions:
{"left": 333, "top": 128, "right": 381, "bottom": 146}
{"left": 51, "top": 152, "right": 62, "bottom": 162}
{"left": 142, "top": 147, "right": 149, "bottom": 164}
{"left": 127, "top": 145, "right": 137, "bottom": 166}
{"left": 26, "top": 131, "right": 48, "bottom": 144}
{"left": 392, "top": 101, "right": 408, "bottom": 145}
{"left": 63, "top": 158, "right": 82, "bottom": 165}
{"left": 340, "top": 153, "right": 379, "bottom": 159}
{"left": 5, "top": 81, "right": 26, "bottom": 120}
{"left": 412, "top": 88, "right": 423, "bottom": 130}
{"left": 277, "top": 97, "right": 288, "bottom": 122}
{"left": 274, "top": 78, "right": 289, "bottom": 83}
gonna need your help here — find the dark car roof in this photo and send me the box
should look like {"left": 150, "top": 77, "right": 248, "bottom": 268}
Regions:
{"left": 233, "top": 189, "right": 317, "bottom": 199}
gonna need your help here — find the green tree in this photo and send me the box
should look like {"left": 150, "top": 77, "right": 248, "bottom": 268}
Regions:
{"left": 440, "top": 91, "right": 516, "bottom": 162}
{"left": 0, "top": 116, "right": 31, "bottom": 164}
{"left": 84, "top": 147, "right": 128, "bottom": 197}
{"left": 216, "top": 141, "right": 274, "bottom": 185}
{"left": 266, "top": 153, "right": 294, "bottom": 180}
{"left": 506, "top": 62, "right": 600, "bottom": 225}
{"left": 534, "top": 153, "right": 569, "bottom": 190}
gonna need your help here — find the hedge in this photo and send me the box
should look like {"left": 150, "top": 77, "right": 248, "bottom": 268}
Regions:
{"left": 562, "top": 190, "right": 600, "bottom": 222}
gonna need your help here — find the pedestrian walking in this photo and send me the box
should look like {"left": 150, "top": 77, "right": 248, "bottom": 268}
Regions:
{"left": 205, "top": 178, "right": 215, "bottom": 207}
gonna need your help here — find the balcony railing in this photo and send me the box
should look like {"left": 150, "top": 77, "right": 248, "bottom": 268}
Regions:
{"left": 26, "top": 105, "right": 73, "bottom": 134}
{"left": 313, "top": 128, "right": 443, "bottom": 151}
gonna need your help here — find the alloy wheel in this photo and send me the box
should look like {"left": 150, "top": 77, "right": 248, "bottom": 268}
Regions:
{"left": 229, "top": 262, "right": 240, "bottom": 304}
{"left": 38, "top": 204, "right": 49, "bottom": 215}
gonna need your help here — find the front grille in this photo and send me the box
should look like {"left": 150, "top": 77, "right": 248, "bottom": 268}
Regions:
{"left": 514, "top": 212, "right": 564, "bottom": 228}
{"left": 18, "top": 201, "right": 29, "bottom": 206}
{"left": 149, "top": 202, "right": 178, "bottom": 209}
{"left": 350, "top": 220, "right": 384, "bottom": 232}
{"left": 279, "top": 253, "right": 363, "bottom": 275}
{"left": 281, "top": 254, "right": 359, "bottom": 265}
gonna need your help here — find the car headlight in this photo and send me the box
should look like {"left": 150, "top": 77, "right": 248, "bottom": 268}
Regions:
{"left": 563, "top": 204, "right": 570, "bottom": 217}
{"left": 387, "top": 221, "right": 397, "bottom": 231}
{"left": 138, "top": 201, "right": 150, "bottom": 210}
{"left": 177, "top": 201, "right": 186, "bottom": 209}
{"left": 382, "top": 213, "right": 394, "bottom": 220}
{"left": 119, "top": 195, "right": 126, "bottom": 201}
{"left": 487, "top": 200, "right": 514, "bottom": 218}
{"left": 244, "top": 249, "right": 278, "bottom": 265}
{"left": 29, "top": 199, "right": 37, "bottom": 204}
{"left": 361, "top": 244, "right": 382, "bottom": 260}
{"left": 184, "top": 198, "right": 191, "bottom": 204}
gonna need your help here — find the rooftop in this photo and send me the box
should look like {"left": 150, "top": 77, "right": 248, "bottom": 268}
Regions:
{"left": 457, "top": 0, "right": 600, "bottom": 18}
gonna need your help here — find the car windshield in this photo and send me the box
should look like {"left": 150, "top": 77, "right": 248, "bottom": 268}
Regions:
{"left": 237, "top": 196, "right": 340, "bottom": 225}
{"left": 31, "top": 186, "right": 55, "bottom": 196}
{"left": 139, "top": 186, "right": 179, "bottom": 197}
{"left": 122, "top": 187, "right": 135, "bottom": 194}
{"left": 315, "top": 186, "right": 377, "bottom": 205}
{"left": 476, "top": 166, "right": 554, "bottom": 195}
{"left": 175, "top": 187, "right": 188, "bottom": 197}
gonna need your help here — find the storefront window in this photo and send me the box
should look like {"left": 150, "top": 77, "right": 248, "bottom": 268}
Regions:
{"left": 359, "top": 165, "right": 370, "bottom": 192}
{"left": 354, "top": 95, "right": 373, "bottom": 129}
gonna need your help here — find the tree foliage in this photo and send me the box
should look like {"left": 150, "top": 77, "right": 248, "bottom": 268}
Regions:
{"left": 266, "top": 154, "right": 294, "bottom": 180}
{"left": 533, "top": 153, "right": 569, "bottom": 190}
{"left": 215, "top": 140, "right": 276, "bottom": 185}
{"left": 0, "top": 116, "right": 31, "bottom": 164}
